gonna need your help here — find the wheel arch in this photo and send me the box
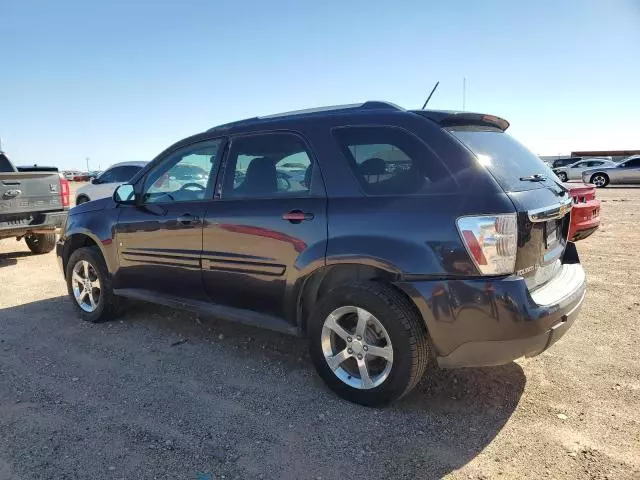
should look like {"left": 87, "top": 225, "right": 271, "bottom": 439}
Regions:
{"left": 61, "top": 232, "right": 108, "bottom": 277}
{"left": 75, "top": 194, "right": 90, "bottom": 204}
{"left": 294, "top": 262, "right": 423, "bottom": 335}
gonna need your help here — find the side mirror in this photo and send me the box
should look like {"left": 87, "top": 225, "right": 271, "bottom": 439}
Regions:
{"left": 91, "top": 178, "right": 99, "bottom": 184}
{"left": 113, "top": 184, "right": 136, "bottom": 204}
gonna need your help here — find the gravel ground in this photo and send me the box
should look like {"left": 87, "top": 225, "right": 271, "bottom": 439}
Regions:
{"left": 0, "top": 186, "right": 639, "bottom": 480}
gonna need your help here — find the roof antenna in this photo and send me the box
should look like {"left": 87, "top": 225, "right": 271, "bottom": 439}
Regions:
{"left": 422, "top": 81, "right": 440, "bottom": 109}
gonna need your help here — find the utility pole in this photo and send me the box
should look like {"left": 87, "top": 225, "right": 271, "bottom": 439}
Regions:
{"left": 86, "top": 157, "right": 90, "bottom": 172}
{"left": 462, "top": 77, "right": 466, "bottom": 111}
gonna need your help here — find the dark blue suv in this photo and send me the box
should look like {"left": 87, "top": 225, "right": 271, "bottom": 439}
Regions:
{"left": 57, "top": 101, "right": 586, "bottom": 406}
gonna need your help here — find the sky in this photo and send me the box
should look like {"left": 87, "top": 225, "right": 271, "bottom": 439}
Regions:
{"left": 1, "top": 0, "right": 639, "bottom": 170}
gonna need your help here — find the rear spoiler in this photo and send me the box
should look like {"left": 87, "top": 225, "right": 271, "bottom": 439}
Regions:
{"left": 413, "top": 110, "right": 510, "bottom": 131}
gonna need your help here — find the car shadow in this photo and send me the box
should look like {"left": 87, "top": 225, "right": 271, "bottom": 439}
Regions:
{"left": 0, "top": 250, "right": 34, "bottom": 268}
{"left": 1, "top": 296, "right": 525, "bottom": 479}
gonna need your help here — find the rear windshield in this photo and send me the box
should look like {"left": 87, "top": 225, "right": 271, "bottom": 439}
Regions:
{"left": 449, "top": 127, "right": 556, "bottom": 192}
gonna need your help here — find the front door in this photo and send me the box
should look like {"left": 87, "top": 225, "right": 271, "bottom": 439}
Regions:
{"left": 202, "top": 132, "right": 327, "bottom": 321}
{"left": 113, "top": 138, "right": 224, "bottom": 300}
{"left": 621, "top": 158, "right": 640, "bottom": 183}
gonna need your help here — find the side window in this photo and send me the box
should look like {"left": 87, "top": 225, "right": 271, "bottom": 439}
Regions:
{"left": 98, "top": 167, "right": 119, "bottom": 183}
{"left": 224, "top": 133, "right": 313, "bottom": 198}
{"left": 332, "top": 126, "right": 450, "bottom": 195}
{"left": 625, "top": 159, "right": 640, "bottom": 168}
{"left": 572, "top": 162, "right": 586, "bottom": 168}
{"left": 113, "top": 165, "right": 142, "bottom": 182}
{"left": 142, "top": 139, "right": 223, "bottom": 204}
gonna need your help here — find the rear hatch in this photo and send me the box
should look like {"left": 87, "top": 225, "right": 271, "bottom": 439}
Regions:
{"left": 426, "top": 113, "right": 571, "bottom": 291}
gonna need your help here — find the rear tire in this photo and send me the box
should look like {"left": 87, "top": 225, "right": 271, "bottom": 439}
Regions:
{"left": 308, "top": 282, "right": 430, "bottom": 406}
{"left": 25, "top": 233, "right": 56, "bottom": 254}
{"left": 66, "top": 246, "right": 121, "bottom": 323}
{"left": 557, "top": 172, "right": 568, "bottom": 182}
{"left": 590, "top": 173, "right": 609, "bottom": 188}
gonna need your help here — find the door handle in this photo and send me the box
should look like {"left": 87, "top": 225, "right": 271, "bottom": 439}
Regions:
{"left": 282, "top": 210, "right": 314, "bottom": 224}
{"left": 177, "top": 214, "right": 200, "bottom": 225}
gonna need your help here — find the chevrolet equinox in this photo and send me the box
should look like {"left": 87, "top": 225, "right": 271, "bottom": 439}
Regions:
{"left": 57, "top": 102, "right": 586, "bottom": 406}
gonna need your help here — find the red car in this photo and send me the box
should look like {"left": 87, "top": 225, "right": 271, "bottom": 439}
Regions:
{"left": 566, "top": 183, "right": 600, "bottom": 241}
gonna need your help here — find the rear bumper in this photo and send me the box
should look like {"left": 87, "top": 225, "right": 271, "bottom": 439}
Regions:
{"left": 0, "top": 210, "right": 67, "bottom": 238}
{"left": 569, "top": 199, "right": 600, "bottom": 241}
{"left": 395, "top": 244, "right": 586, "bottom": 368}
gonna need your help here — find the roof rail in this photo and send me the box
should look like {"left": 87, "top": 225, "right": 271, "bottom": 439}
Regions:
{"left": 208, "top": 101, "right": 403, "bottom": 132}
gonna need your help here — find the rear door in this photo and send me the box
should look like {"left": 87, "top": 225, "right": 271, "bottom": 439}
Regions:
{"left": 202, "top": 131, "right": 327, "bottom": 321}
{"left": 113, "top": 139, "right": 224, "bottom": 300}
{"left": 449, "top": 127, "right": 572, "bottom": 290}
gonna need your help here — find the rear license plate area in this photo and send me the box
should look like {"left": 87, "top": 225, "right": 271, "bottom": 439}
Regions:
{"left": 545, "top": 220, "right": 559, "bottom": 249}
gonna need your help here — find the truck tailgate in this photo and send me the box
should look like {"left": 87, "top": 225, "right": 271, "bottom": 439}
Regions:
{"left": 1, "top": 172, "right": 63, "bottom": 216}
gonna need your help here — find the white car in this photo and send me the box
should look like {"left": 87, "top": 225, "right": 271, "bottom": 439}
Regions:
{"left": 62, "top": 170, "right": 83, "bottom": 181}
{"left": 75, "top": 161, "right": 146, "bottom": 204}
{"left": 553, "top": 158, "right": 617, "bottom": 182}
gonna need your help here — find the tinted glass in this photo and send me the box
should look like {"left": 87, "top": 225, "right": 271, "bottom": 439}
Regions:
{"left": 0, "top": 153, "right": 16, "bottom": 172}
{"left": 113, "top": 165, "right": 142, "bottom": 182}
{"left": 97, "top": 168, "right": 118, "bottom": 183}
{"left": 450, "top": 127, "right": 556, "bottom": 192}
{"left": 333, "top": 126, "right": 450, "bottom": 195}
{"left": 225, "top": 133, "right": 313, "bottom": 198}
{"left": 143, "top": 140, "right": 222, "bottom": 203}
{"left": 623, "top": 158, "right": 640, "bottom": 167}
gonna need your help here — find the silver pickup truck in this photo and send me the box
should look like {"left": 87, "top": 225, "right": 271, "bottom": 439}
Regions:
{"left": 1, "top": 151, "right": 69, "bottom": 254}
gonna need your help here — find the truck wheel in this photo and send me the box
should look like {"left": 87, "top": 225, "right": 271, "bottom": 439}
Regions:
{"left": 25, "top": 233, "right": 57, "bottom": 254}
{"left": 308, "top": 282, "right": 430, "bottom": 406}
{"left": 66, "top": 246, "right": 121, "bottom": 323}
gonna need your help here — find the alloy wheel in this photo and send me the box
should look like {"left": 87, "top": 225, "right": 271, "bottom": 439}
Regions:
{"left": 593, "top": 175, "right": 606, "bottom": 187}
{"left": 71, "top": 260, "right": 101, "bottom": 312}
{"left": 321, "top": 306, "right": 394, "bottom": 390}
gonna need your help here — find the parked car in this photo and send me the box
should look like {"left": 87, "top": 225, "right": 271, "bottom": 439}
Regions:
{"left": 56, "top": 101, "right": 586, "bottom": 406}
{"left": 0, "top": 151, "right": 69, "bottom": 253}
{"left": 73, "top": 172, "right": 90, "bottom": 182}
{"left": 553, "top": 158, "right": 617, "bottom": 182}
{"left": 551, "top": 157, "right": 582, "bottom": 169}
{"left": 75, "top": 161, "right": 147, "bottom": 204}
{"left": 565, "top": 183, "right": 600, "bottom": 241}
{"left": 62, "top": 170, "right": 83, "bottom": 181}
{"left": 581, "top": 156, "right": 640, "bottom": 187}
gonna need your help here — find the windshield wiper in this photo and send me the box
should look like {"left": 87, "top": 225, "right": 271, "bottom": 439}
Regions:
{"left": 520, "top": 173, "right": 568, "bottom": 196}
{"left": 520, "top": 173, "right": 547, "bottom": 182}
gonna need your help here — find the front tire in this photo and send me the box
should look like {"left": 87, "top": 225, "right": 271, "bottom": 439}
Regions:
{"left": 308, "top": 282, "right": 430, "bottom": 406}
{"left": 25, "top": 233, "right": 56, "bottom": 254}
{"left": 76, "top": 195, "right": 90, "bottom": 205}
{"left": 557, "top": 172, "right": 568, "bottom": 182}
{"left": 65, "top": 246, "right": 121, "bottom": 323}
{"left": 590, "top": 173, "right": 609, "bottom": 188}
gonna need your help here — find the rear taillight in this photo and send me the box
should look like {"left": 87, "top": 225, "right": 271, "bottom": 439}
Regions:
{"left": 58, "top": 173, "right": 70, "bottom": 207}
{"left": 457, "top": 214, "right": 517, "bottom": 275}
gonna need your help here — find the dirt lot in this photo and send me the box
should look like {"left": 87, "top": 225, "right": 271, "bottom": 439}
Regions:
{"left": 1, "top": 186, "right": 639, "bottom": 480}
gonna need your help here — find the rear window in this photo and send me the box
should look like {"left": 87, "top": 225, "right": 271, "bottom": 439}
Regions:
{"left": 332, "top": 126, "right": 452, "bottom": 195}
{"left": 449, "top": 127, "right": 556, "bottom": 192}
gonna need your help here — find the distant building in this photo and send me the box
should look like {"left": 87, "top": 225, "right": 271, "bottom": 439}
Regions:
{"left": 571, "top": 150, "right": 640, "bottom": 162}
